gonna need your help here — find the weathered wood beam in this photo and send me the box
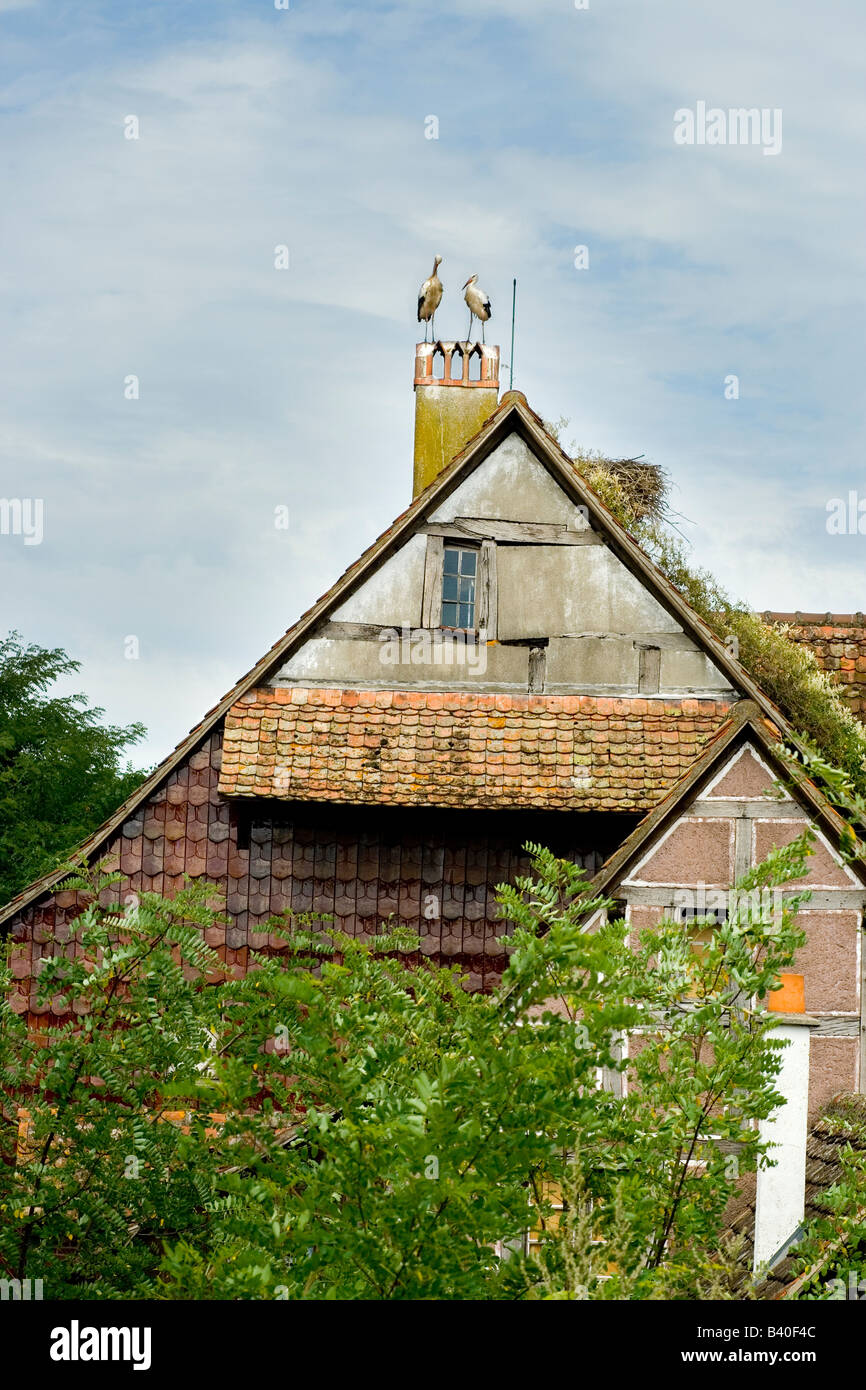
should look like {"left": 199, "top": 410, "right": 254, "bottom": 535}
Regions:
{"left": 422, "top": 520, "right": 603, "bottom": 545}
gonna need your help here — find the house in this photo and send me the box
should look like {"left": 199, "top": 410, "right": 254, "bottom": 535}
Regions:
{"left": 3, "top": 338, "right": 865, "bottom": 1135}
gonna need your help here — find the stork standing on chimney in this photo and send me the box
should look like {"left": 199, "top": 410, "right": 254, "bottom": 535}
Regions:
{"left": 417, "top": 256, "right": 444, "bottom": 343}
{"left": 463, "top": 274, "right": 492, "bottom": 344}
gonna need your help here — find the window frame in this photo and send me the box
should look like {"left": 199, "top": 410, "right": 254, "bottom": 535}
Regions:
{"left": 421, "top": 533, "right": 497, "bottom": 636}
{"left": 440, "top": 541, "right": 480, "bottom": 631}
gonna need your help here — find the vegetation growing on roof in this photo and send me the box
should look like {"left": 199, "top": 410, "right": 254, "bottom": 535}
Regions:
{"left": 640, "top": 528, "right": 866, "bottom": 790}
{"left": 545, "top": 422, "right": 866, "bottom": 792}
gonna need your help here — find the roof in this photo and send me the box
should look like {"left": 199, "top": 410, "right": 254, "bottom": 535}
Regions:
{"left": 762, "top": 612, "right": 866, "bottom": 721}
{"left": 725, "top": 1093, "right": 866, "bottom": 1298}
{"left": 0, "top": 391, "right": 806, "bottom": 928}
{"left": 589, "top": 700, "right": 866, "bottom": 901}
{"left": 218, "top": 688, "right": 733, "bottom": 813}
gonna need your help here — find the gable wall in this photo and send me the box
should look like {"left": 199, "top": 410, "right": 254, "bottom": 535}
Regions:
{"left": 273, "top": 435, "right": 735, "bottom": 700}
{"left": 618, "top": 745, "right": 866, "bottom": 1114}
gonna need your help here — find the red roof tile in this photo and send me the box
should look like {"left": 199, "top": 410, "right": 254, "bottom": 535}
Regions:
{"left": 218, "top": 688, "right": 734, "bottom": 812}
{"left": 763, "top": 612, "right": 866, "bottom": 720}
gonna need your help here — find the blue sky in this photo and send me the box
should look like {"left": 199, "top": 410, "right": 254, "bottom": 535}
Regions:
{"left": 1, "top": 0, "right": 865, "bottom": 764}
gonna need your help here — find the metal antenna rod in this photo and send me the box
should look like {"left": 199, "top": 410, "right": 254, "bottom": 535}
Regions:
{"left": 509, "top": 278, "right": 517, "bottom": 392}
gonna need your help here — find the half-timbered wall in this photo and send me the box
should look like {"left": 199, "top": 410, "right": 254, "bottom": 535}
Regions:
{"left": 617, "top": 743, "right": 866, "bottom": 1113}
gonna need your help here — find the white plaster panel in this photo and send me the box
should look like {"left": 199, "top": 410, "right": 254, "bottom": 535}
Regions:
{"left": 428, "top": 435, "right": 590, "bottom": 528}
{"left": 496, "top": 544, "right": 684, "bottom": 640}
{"left": 329, "top": 534, "right": 427, "bottom": 626}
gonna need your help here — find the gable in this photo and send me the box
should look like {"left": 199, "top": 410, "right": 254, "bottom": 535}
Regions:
{"left": 427, "top": 434, "right": 583, "bottom": 527}
{"left": 598, "top": 722, "right": 866, "bottom": 896}
{"left": 703, "top": 745, "right": 786, "bottom": 801}
{"left": 273, "top": 427, "right": 735, "bottom": 700}
{"left": 597, "top": 723, "right": 866, "bottom": 1115}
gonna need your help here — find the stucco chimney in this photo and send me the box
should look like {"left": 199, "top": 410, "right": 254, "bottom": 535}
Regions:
{"left": 752, "top": 974, "right": 817, "bottom": 1272}
{"left": 413, "top": 341, "right": 500, "bottom": 498}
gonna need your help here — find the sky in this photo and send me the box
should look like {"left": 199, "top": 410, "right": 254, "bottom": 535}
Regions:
{"left": 1, "top": 0, "right": 864, "bottom": 767}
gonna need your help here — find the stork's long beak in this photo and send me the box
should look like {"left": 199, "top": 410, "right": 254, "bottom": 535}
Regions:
{"left": 462, "top": 276, "right": 475, "bottom": 290}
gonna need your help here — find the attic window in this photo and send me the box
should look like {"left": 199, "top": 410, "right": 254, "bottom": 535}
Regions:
{"left": 441, "top": 544, "right": 478, "bottom": 629}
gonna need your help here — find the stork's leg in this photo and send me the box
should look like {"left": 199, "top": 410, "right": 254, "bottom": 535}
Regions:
{"left": 467, "top": 312, "right": 474, "bottom": 344}
{"left": 481, "top": 320, "right": 486, "bottom": 345}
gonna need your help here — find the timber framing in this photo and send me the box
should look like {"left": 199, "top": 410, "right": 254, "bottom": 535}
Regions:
{"left": 589, "top": 700, "right": 866, "bottom": 903}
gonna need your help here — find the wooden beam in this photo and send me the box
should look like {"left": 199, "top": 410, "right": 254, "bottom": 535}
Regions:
{"left": 478, "top": 538, "right": 498, "bottom": 638}
{"left": 421, "top": 535, "right": 444, "bottom": 629}
{"left": 422, "top": 521, "right": 603, "bottom": 545}
{"left": 638, "top": 645, "right": 661, "bottom": 695}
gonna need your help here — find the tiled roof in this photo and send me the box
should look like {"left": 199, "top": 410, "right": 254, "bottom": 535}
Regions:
{"left": 763, "top": 612, "right": 866, "bottom": 720}
{"left": 218, "top": 688, "right": 734, "bottom": 812}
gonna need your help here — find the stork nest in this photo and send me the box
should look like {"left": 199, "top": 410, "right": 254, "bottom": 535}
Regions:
{"left": 542, "top": 420, "right": 671, "bottom": 528}
{"left": 593, "top": 457, "right": 670, "bottom": 523}
{"left": 574, "top": 452, "right": 671, "bottom": 527}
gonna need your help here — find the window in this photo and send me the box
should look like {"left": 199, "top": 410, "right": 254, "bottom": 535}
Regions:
{"left": 675, "top": 907, "right": 728, "bottom": 926}
{"left": 441, "top": 544, "right": 478, "bottom": 629}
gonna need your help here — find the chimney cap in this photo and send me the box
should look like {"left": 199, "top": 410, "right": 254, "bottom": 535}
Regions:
{"left": 414, "top": 342, "right": 499, "bottom": 390}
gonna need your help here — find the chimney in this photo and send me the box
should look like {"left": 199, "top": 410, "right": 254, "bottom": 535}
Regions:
{"left": 752, "top": 973, "right": 817, "bottom": 1272}
{"left": 413, "top": 341, "right": 500, "bottom": 498}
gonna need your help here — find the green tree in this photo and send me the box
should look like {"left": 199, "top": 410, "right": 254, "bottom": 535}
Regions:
{"left": 0, "top": 632, "right": 147, "bottom": 909}
{"left": 0, "top": 835, "right": 812, "bottom": 1301}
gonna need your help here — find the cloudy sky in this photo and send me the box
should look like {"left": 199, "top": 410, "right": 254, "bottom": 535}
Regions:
{"left": 1, "top": 0, "right": 864, "bottom": 766}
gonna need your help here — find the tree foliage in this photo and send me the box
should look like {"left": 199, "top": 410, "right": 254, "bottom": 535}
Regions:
{"left": 0, "top": 632, "right": 147, "bottom": 909}
{"left": 1, "top": 834, "right": 813, "bottom": 1300}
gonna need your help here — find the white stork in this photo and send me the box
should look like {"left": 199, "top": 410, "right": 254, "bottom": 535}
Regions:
{"left": 417, "top": 255, "right": 444, "bottom": 343}
{"left": 463, "top": 274, "right": 492, "bottom": 343}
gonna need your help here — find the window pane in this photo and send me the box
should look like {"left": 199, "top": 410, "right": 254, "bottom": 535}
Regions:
{"left": 442, "top": 574, "right": 459, "bottom": 602}
{"left": 442, "top": 545, "right": 478, "bottom": 629}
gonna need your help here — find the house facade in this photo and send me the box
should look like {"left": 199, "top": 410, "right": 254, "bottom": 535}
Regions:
{"left": 4, "top": 341, "right": 865, "bottom": 1116}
